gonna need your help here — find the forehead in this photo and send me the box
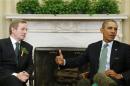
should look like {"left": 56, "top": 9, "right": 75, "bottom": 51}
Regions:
{"left": 17, "top": 22, "right": 27, "bottom": 27}
{"left": 18, "top": 22, "right": 27, "bottom": 25}
{"left": 104, "top": 21, "right": 118, "bottom": 28}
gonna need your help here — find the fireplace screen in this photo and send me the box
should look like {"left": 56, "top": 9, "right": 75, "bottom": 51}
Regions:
{"left": 34, "top": 47, "right": 87, "bottom": 86}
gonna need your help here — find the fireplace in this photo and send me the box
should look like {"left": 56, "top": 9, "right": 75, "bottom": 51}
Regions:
{"left": 6, "top": 14, "right": 127, "bottom": 86}
{"left": 34, "top": 47, "right": 87, "bottom": 86}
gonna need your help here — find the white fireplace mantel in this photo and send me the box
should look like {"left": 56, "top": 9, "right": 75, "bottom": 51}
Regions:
{"left": 6, "top": 14, "right": 127, "bottom": 20}
{"left": 6, "top": 14, "right": 128, "bottom": 48}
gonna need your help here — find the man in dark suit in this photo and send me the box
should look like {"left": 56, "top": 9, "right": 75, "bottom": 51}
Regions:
{"left": 56, "top": 19, "right": 130, "bottom": 86}
{"left": 0, "top": 20, "right": 33, "bottom": 86}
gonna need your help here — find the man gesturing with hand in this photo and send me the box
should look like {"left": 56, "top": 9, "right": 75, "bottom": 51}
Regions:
{"left": 55, "top": 19, "right": 130, "bottom": 86}
{"left": 56, "top": 49, "right": 65, "bottom": 65}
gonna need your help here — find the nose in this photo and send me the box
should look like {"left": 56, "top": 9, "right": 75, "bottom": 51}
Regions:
{"left": 24, "top": 29, "right": 27, "bottom": 34}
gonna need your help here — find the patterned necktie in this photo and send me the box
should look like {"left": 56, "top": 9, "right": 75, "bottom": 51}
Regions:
{"left": 15, "top": 42, "right": 20, "bottom": 64}
{"left": 98, "top": 44, "right": 108, "bottom": 73}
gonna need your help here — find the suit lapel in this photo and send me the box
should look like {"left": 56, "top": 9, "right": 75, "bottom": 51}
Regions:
{"left": 95, "top": 41, "right": 102, "bottom": 71}
{"left": 18, "top": 41, "right": 24, "bottom": 67}
{"left": 6, "top": 38, "right": 16, "bottom": 58}
{"left": 110, "top": 41, "right": 119, "bottom": 68}
{"left": 5, "top": 38, "right": 18, "bottom": 64}
{"left": 19, "top": 41, "right": 28, "bottom": 64}
{"left": 6, "top": 38, "right": 14, "bottom": 51}
{"left": 96, "top": 41, "right": 102, "bottom": 63}
{"left": 19, "top": 41, "right": 24, "bottom": 60}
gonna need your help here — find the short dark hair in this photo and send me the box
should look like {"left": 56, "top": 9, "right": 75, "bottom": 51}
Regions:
{"left": 9, "top": 19, "right": 27, "bottom": 34}
{"left": 101, "top": 19, "right": 117, "bottom": 29}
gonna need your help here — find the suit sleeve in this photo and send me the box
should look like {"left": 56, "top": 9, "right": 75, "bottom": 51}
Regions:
{"left": 122, "top": 45, "right": 130, "bottom": 81}
{"left": 25, "top": 45, "right": 34, "bottom": 75}
{"left": 0, "top": 42, "right": 2, "bottom": 70}
{"left": 65, "top": 48, "right": 89, "bottom": 68}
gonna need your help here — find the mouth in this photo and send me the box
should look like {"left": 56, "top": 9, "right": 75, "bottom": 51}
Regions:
{"left": 21, "top": 35, "right": 26, "bottom": 38}
{"left": 109, "top": 35, "right": 116, "bottom": 39}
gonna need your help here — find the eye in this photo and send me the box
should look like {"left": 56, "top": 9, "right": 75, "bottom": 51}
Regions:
{"left": 107, "top": 27, "right": 112, "bottom": 29}
{"left": 114, "top": 28, "right": 117, "bottom": 31}
{"left": 107, "top": 27, "right": 117, "bottom": 31}
{"left": 21, "top": 28, "right": 27, "bottom": 31}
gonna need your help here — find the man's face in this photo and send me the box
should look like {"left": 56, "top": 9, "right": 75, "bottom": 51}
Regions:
{"left": 11, "top": 23, "right": 27, "bottom": 41}
{"left": 100, "top": 21, "right": 118, "bottom": 43}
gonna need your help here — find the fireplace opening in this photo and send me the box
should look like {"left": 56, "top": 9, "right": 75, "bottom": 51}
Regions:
{"left": 34, "top": 47, "right": 88, "bottom": 86}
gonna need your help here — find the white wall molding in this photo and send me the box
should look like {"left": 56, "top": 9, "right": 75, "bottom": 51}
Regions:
{"left": 6, "top": 14, "right": 127, "bottom": 20}
{"left": 6, "top": 14, "right": 128, "bottom": 48}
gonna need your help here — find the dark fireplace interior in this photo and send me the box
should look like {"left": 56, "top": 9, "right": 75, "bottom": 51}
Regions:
{"left": 34, "top": 47, "right": 88, "bottom": 86}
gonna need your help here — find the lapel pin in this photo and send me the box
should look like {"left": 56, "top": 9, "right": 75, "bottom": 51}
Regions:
{"left": 115, "top": 49, "right": 118, "bottom": 51}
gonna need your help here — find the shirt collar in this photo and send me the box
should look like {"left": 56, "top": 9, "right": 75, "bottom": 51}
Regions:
{"left": 102, "top": 41, "right": 113, "bottom": 47}
{"left": 10, "top": 36, "right": 20, "bottom": 44}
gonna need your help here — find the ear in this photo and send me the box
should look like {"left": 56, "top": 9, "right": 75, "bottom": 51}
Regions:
{"left": 100, "top": 28, "right": 103, "bottom": 33}
{"left": 11, "top": 27, "right": 16, "bottom": 33}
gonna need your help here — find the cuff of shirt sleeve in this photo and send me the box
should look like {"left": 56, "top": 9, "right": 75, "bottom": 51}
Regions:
{"left": 64, "top": 59, "right": 66, "bottom": 65}
{"left": 12, "top": 73, "right": 18, "bottom": 77}
{"left": 120, "top": 74, "right": 123, "bottom": 79}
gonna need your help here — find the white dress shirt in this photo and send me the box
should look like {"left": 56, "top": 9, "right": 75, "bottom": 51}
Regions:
{"left": 10, "top": 36, "right": 20, "bottom": 50}
{"left": 101, "top": 41, "right": 113, "bottom": 70}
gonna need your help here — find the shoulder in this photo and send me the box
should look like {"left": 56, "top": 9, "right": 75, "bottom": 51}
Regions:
{"left": 0, "top": 38, "right": 9, "bottom": 42}
{"left": 21, "top": 41, "right": 33, "bottom": 49}
{"left": 88, "top": 40, "right": 102, "bottom": 47}
{"left": 0, "top": 38, "right": 10, "bottom": 45}
{"left": 113, "top": 40, "right": 130, "bottom": 47}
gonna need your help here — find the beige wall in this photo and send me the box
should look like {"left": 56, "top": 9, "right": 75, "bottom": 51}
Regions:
{"left": 0, "top": 0, "right": 130, "bottom": 44}
{"left": 0, "top": 0, "right": 19, "bottom": 38}
{"left": 121, "top": 0, "right": 130, "bottom": 44}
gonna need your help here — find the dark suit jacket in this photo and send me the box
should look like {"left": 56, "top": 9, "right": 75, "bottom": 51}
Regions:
{"left": 0, "top": 38, "right": 33, "bottom": 80}
{"left": 65, "top": 40, "right": 130, "bottom": 86}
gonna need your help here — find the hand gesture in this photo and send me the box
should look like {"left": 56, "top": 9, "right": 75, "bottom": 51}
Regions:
{"left": 55, "top": 49, "right": 64, "bottom": 65}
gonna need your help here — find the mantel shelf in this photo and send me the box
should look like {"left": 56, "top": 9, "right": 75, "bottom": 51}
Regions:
{"left": 6, "top": 14, "right": 126, "bottom": 47}
{"left": 6, "top": 14, "right": 128, "bottom": 20}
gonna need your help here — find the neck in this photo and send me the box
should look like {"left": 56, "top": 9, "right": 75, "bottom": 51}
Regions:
{"left": 103, "top": 40, "right": 113, "bottom": 43}
{"left": 10, "top": 35, "right": 20, "bottom": 42}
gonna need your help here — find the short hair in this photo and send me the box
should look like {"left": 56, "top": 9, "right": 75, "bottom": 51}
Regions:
{"left": 9, "top": 19, "right": 27, "bottom": 34}
{"left": 101, "top": 19, "right": 118, "bottom": 29}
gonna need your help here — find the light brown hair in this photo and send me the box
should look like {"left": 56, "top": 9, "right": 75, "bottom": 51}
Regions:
{"left": 9, "top": 19, "right": 27, "bottom": 34}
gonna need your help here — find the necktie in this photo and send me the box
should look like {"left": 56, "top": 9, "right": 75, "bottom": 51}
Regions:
{"left": 98, "top": 44, "right": 108, "bottom": 73}
{"left": 15, "top": 42, "right": 20, "bottom": 64}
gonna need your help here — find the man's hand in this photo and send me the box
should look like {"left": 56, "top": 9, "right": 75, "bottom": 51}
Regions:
{"left": 55, "top": 49, "right": 64, "bottom": 65}
{"left": 79, "top": 72, "right": 89, "bottom": 79}
{"left": 105, "top": 69, "right": 123, "bottom": 79}
{"left": 17, "top": 71, "right": 30, "bottom": 82}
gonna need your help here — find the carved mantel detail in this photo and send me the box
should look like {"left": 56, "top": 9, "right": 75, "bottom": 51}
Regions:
{"left": 6, "top": 14, "right": 127, "bottom": 48}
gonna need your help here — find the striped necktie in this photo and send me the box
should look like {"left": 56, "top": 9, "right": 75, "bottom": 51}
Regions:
{"left": 15, "top": 42, "right": 20, "bottom": 64}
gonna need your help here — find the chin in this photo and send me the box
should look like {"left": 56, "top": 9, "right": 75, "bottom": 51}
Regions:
{"left": 108, "top": 39, "right": 114, "bottom": 42}
{"left": 20, "top": 38, "right": 25, "bottom": 40}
